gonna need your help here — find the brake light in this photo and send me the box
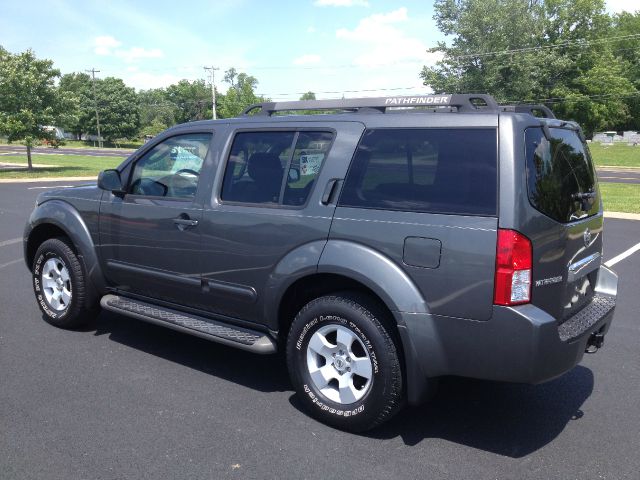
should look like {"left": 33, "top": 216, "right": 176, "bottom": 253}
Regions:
{"left": 494, "top": 229, "right": 532, "bottom": 306}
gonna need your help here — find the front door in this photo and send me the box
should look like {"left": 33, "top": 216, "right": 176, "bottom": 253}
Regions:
{"left": 98, "top": 131, "right": 213, "bottom": 306}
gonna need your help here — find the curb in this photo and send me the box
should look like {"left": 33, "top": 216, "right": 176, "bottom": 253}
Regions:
{"left": 0, "top": 176, "right": 96, "bottom": 183}
{"left": 604, "top": 211, "right": 640, "bottom": 221}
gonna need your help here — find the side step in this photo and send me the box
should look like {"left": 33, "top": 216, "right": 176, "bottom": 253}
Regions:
{"left": 100, "top": 294, "right": 276, "bottom": 354}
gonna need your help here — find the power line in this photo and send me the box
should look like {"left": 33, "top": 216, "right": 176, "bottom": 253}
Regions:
{"left": 448, "top": 33, "right": 640, "bottom": 60}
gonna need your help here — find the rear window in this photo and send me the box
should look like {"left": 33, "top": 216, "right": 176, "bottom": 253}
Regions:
{"left": 525, "top": 127, "right": 599, "bottom": 223}
{"left": 339, "top": 128, "right": 497, "bottom": 215}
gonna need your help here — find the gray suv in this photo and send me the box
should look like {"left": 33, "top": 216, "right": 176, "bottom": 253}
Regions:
{"left": 24, "top": 94, "right": 617, "bottom": 431}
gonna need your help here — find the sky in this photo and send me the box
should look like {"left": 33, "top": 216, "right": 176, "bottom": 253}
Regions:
{"left": 0, "top": 0, "right": 637, "bottom": 100}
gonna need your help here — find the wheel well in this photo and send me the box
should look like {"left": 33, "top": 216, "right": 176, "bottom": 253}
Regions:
{"left": 26, "top": 224, "right": 70, "bottom": 270}
{"left": 278, "top": 273, "right": 399, "bottom": 344}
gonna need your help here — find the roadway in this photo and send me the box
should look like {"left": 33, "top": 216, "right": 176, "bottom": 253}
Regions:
{"left": 0, "top": 145, "right": 135, "bottom": 158}
{"left": 0, "top": 180, "right": 639, "bottom": 479}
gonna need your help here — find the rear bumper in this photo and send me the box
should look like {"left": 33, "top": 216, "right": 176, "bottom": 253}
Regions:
{"left": 398, "top": 266, "right": 618, "bottom": 404}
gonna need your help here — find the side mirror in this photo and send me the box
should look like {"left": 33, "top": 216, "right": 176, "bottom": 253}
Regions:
{"left": 98, "top": 169, "right": 124, "bottom": 194}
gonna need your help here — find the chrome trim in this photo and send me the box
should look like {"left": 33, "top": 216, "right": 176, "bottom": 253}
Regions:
{"left": 567, "top": 252, "right": 601, "bottom": 282}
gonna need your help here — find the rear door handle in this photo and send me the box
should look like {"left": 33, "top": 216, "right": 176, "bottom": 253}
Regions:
{"left": 173, "top": 214, "right": 198, "bottom": 230}
{"left": 321, "top": 179, "right": 341, "bottom": 205}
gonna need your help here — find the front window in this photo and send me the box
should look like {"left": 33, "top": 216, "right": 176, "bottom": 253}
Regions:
{"left": 129, "top": 133, "right": 212, "bottom": 199}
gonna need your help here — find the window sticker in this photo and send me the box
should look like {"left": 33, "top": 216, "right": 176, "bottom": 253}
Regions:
{"left": 300, "top": 153, "right": 324, "bottom": 176}
{"left": 170, "top": 145, "right": 203, "bottom": 173}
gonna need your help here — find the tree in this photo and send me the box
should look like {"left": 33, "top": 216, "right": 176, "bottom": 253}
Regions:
{"left": 611, "top": 11, "right": 640, "bottom": 131}
{"left": 165, "top": 79, "right": 211, "bottom": 123}
{"left": 300, "top": 91, "right": 316, "bottom": 100}
{"left": 0, "top": 48, "right": 69, "bottom": 169}
{"left": 419, "top": 0, "right": 637, "bottom": 134}
{"left": 138, "top": 87, "right": 177, "bottom": 133}
{"left": 217, "top": 69, "right": 266, "bottom": 118}
{"left": 94, "top": 77, "right": 140, "bottom": 142}
{"left": 58, "top": 72, "right": 93, "bottom": 140}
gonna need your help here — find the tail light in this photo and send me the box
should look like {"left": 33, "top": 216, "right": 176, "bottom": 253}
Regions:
{"left": 494, "top": 229, "right": 532, "bottom": 306}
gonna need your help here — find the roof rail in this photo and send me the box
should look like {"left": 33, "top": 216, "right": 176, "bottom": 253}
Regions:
{"left": 242, "top": 94, "right": 500, "bottom": 116}
{"left": 501, "top": 104, "right": 556, "bottom": 119}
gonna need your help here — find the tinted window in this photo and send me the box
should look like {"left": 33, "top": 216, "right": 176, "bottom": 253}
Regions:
{"left": 339, "top": 128, "right": 497, "bottom": 215}
{"left": 129, "top": 133, "right": 211, "bottom": 198}
{"left": 221, "top": 131, "right": 333, "bottom": 206}
{"left": 525, "top": 127, "right": 599, "bottom": 223}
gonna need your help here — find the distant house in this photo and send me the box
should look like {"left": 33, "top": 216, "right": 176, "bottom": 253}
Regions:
{"left": 41, "top": 125, "right": 69, "bottom": 140}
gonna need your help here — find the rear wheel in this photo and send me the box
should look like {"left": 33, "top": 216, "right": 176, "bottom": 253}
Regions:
{"left": 286, "top": 293, "right": 403, "bottom": 432}
{"left": 32, "top": 238, "right": 98, "bottom": 328}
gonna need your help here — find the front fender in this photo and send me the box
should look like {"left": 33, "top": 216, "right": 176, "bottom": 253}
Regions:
{"left": 24, "top": 199, "right": 106, "bottom": 301}
{"left": 318, "top": 240, "right": 443, "bottom": 404}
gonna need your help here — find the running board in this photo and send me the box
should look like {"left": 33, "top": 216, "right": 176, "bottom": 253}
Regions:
{"left": 100, "top": 294, "right": 276, "bottom": 354}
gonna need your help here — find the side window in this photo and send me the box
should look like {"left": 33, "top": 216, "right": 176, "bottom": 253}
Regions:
{"left": 221, "top": 131, "right": 333, "bottom": 206}
{"left": 129, "top": 133, "right": 212, "bottom": 199}
{"left": 339, "top": 128, "right": 497, "bottom": 216}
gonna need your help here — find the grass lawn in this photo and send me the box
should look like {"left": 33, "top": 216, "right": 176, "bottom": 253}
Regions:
{"left": 589, "top": 143, "right": 640, "bottom": 168}
{"left": 0, "top": 139, "right": 142, "bottom": 150}
{"left": 0, "top": 154, "right": 122, "bottom": 179}
{"left": 599, "top": 183, "right": 640, "bottom": 214}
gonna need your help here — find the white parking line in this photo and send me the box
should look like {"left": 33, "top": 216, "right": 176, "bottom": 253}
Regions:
{"left": 605, "top": 242, "right": 640, "bottom": 267}
{"left": 0, "top": 259, "right": 22, "bottom": 270}
{"left": 0, "top": 237, "right": 22, "bottom": 248}
{"left": 27, "top": 185, "right": 74, "bottom": 190}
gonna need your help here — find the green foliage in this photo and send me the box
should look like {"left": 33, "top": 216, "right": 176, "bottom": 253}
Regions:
{"left": 58, "top": 72, "right": 93, "bottom": 139}
{"left": 165, "top": 79, "right": 211, "bottom": 123}
{"left": 138, "top": 88, "right": 175, "bottom": 131}
{"left": 59, "top": 73, "right": 140, "bottom": 141}
{"left": 140, "top": 119, "right": 170, "bottom": 137}
{"left": 95, "top": 77, "right": 140, "bottom": 141}
{"left": 217, "top": 68, "right": 267, "bottom": 118}
{"left": 420, "top": 1, "right": 639, "bottom": 134}
{"left": 0, "top": 48, "right": 71, "bottom": 168}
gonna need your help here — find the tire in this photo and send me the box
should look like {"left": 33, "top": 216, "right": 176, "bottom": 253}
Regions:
{"left": 32, "top": 237, "right": 98, "bottom": 328}
{"left": 286, "top": 293, "right": 403, "bottom": 432}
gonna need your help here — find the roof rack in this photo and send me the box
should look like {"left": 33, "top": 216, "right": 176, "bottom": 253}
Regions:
{"left": 242, "top": 94, "right": 500, "bottom": 116}
{"left": 500, "top": 104, "right": 555, "bottom": 119}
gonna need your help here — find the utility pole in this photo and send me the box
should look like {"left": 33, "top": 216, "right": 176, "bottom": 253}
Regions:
{"left": 86, "top": 68, "right": 102, "bottom": 148}
{"left": 203, "top": 66, "right": 219, "bottom": 120}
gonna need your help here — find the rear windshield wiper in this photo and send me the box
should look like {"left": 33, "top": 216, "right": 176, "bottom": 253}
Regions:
{"left": 572, "top": 192, "right": 596, "bottom": 200}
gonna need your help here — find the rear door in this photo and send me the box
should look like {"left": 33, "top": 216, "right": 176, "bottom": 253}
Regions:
{"left": 197, "top": 121, "right": 365, "bottom": 323}
{"left": 329, "top": 125, "right": 500, "bottom": 321}
{"left": 521, "top": 126, "right": 602, "bottom": 321}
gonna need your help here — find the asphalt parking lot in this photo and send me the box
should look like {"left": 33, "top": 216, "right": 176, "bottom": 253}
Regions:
{"left": 1, "top": 180, "right": 639, "bottom": 480}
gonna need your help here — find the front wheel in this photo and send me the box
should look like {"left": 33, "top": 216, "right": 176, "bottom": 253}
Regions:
{"left": 32, "top": 237, "right": 98, "bottom": 328}
{"left": 286, "top": 293, "right": 403, "bottom": 432}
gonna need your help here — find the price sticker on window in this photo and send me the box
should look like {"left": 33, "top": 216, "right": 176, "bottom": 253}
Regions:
{"left": 300, "top": 154, "right": 324, "bottom": 176}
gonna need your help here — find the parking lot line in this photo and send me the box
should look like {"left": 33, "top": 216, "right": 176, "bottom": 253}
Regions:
{"left": 605, "top": 242, "right": 640, "bottom": 267}
{"left": 0, "top": 258, "right": 22, "bottom": 270}
{"left": 0, "top": 237, "right": 22, "bottom": 248}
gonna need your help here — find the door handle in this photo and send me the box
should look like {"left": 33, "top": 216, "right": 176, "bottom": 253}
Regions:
{"left": 173, "top": 215, "right": 198, "bottom": 230}
{"left": 321, "top": 179, "right": 340, "bottom": 205}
